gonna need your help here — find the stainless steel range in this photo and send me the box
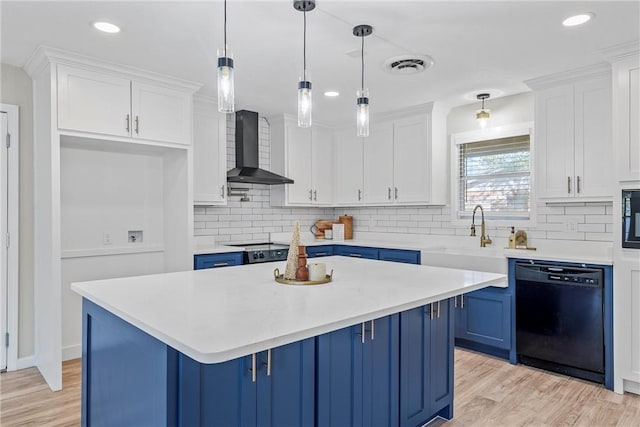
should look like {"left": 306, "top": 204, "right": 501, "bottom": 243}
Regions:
{"left": 228, "top": 243, "right": 289, "bottom": 264}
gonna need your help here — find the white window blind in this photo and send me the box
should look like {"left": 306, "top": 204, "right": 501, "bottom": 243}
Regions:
{"left": 458, "top": 134, "right": 531, "bottom": 218}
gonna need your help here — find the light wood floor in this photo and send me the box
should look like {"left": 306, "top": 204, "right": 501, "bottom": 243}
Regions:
{"left": 1, "top": 350, "right": 639, "bottom": 426}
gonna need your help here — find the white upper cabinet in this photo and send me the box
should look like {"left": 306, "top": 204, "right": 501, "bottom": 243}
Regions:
{"left": 605, "top": 46, "right": 640, "bottom": 183}
{"left": 57, "top": 65, "right": 131, "bottom": 137}
{"left": 527, "top": 64, "right": 613, "bottom": 201}
{"left": 270, "top": 115, "right": 333, "bottom": 206}
{"left": 363, "top": 123, "right": 394, "bottom": 204}
{"left": 193, "top": 96, "right": 227, "bottom": 205}
{"left": 333, "top": 129, "right": 364, "bottom": 205}
{"left": 57, "top": 65, "right": 193, "bottom": 145}
{"left": 131, "top": 82, "right": 191, "bottom": 144}
{"left": 393, "top": 115, "right": 431, "bottom": 203}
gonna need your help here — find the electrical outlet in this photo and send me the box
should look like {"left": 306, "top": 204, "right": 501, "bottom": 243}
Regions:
{"left": 103, "top": 232, "right": 112, "bottom": 245}
{"left": 565, "top": 220, "right": 579, "bottom": 232}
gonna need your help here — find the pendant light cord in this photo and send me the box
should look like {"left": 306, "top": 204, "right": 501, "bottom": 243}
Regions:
{"left": 303, "top": 10, "right": 307, "bottom": 80}
{"left": 223, "top": 0, "right": 227, "bottom": 57}
{"left": 361, "top": 35, "right": 365, "bottom": 91}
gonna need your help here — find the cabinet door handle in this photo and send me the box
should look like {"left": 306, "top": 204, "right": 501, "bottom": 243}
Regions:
{"left": 437, "top": 300, "right": 441, "bottom": 319}
{"left": 577, "top": 176, "right": 581, "bottom": 194}
{"left": 370, "top": 320, "right": 375, "bottom": 341}
{"left": 125, "top": 114, "right": 130, "bottom": 132}
{"left": 461, "top": 294, "right": 464, "bottom": 308}
{"left": 349, "top": 253, "right": 362, "bottom": 258}
{"left": 454, "top": 295, "right": 458, "bottom": 308}
{"left": 309, "top": 189, "right": 313, "bottom": 201}
{"left": 134, "top": 116, "right": 140, "bottom": 134}
{"left": 213, "top": 262, "right": 229, "bottom": 267}
{"left": 395, "top": 187, "right": 398, "bottom": 200}
{"left": 265, "top": 348, "right": 271, "bottom": 376}
{"left": 250, "top": 353, "right": 257, "bottom": 382}
{"left": 358, "top": 189, "right": 362, "bottom": 201}
{"left": 361, "top": 322, "right": 366, "bottom": 344}
{"left": 430, "top": 303, "right": 434, "bottom": 320}
{"left": 313, "top": 190, "right": 317, "bottom": 201}
{"left": 567, "top": 176, "right": 571, "bottom": 194}
{"left": 388, "top": 187, "right": 392, "bottom": 200}
{"left": 220, "top": 185, "right": 225, "bottom": 199}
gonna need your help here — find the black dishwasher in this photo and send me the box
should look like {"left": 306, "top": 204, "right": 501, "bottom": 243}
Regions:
{"left": 515, "top": 262, "right": 604, "bottom": 384}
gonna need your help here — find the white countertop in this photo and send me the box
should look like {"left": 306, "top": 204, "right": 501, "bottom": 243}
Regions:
{"left": 71, "top": 256, "right": 506, "bottom": 364}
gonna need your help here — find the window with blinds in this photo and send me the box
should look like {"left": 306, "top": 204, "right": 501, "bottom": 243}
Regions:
{"left": 458, "top": 134, "right": 531, "bottom": 219}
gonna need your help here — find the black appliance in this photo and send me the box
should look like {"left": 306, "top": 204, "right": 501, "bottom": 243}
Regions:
{"left": 622, "top": 189, "right": 640, "bottom": 249}
{"left": 228, "top": 243, "right": 289, "bottom": 264}
{"left": 227, "top": 110, "right": 294, "bottom": 185}
{"left": 515, "top": 262, "right": 605, "bottom": 384}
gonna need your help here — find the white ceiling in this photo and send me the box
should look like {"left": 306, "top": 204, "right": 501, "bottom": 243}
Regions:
{"left": 2, "top": 1, "right": 639, "bottom": 126}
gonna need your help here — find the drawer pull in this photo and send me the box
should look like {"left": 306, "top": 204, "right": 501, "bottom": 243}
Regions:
{"left": 315, "top": 252, "right": 328, "bottom": 256}
{"left": 213, "top": 262, "right": 229, "bottom": 267}
{"left": 349, "top": 253, "right": 362, "bottom": 258}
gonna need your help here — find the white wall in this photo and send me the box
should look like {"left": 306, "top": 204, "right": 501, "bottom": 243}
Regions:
{"left": 194, "top": 93, "right": 613, "bottom": 245}
{"left": 1, "top": 64, "right": 34, "bottom": 359}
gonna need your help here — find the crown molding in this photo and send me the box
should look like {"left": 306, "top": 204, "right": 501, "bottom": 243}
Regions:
{"left": 524, "top": 62, "right": 612, "bottom": 91}
{"left": 23, "top": 45, "right": 202, "bottom": 93}
{"left": 601, "top": 40, "right": 640, "bottom": 63}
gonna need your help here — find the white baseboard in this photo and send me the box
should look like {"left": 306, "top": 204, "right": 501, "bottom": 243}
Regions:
{"left": 16, "top": 355, "right": 36, "bottom": 370}
{"left": 62, "top": 344, "right": 82, "bottom": 361}
{"left": 624, "top": 379, "right": 640, "bottom": 395}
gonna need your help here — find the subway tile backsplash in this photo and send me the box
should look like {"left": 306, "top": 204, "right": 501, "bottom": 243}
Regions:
{"left": 194, "top": 117, "right": 613, "bottom": 244}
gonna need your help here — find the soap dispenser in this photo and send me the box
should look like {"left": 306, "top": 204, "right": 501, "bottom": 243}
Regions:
{"left": 508, "top": 227, "right": 516, "bottom": 249}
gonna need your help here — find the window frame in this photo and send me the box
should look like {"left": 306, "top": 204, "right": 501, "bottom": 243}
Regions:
{"left": 450, "top": 122, "right": 535, "bottom": 227}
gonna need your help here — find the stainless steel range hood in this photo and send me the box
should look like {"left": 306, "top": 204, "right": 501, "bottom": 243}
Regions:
{"left": 227, "top": 110, "right": 294, "bottom": 185}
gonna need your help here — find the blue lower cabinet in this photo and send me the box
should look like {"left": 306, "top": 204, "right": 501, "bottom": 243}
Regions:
{"left": 454, "top": 289, "right": 512, "bottom": 351}
{"left": 194, "top": 252, "right": 243, "bottom": 270}
{"left": 179, "top": 338, "right": 315, "bottom": 427}
{"left": 317, "top": 315, "right": 399, "bottom": 427}
{"left": 378, "top": 249, "right": 421, "bottom": 265}
{"left": 306, "top": 245, "right": 334, "bottom": 258}
{"left": 334, "top": 245, "right": 379, "bottom": 260}
{"left": 400, "top": 299, "right": 454, "bottom": 427}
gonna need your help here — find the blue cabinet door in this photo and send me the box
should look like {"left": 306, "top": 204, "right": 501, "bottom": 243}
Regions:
{"left": 400, "top": 300, "right": 454, "bottom": 427}
{"left": 316, "top": 324, "right": 363, "bottom": 426}
{"left": 429, "top": 299, "right": 453, "bottom": 419}
{"left": 194, "top": 252, "right": 243, "bottom": 270}
{"left": 334, "top": 245, "right": 379, "bottom": 260}
{"left": 317, "top": 316, "right": 399, "bottom": 427}
{"left": 362, "top": 315, "right": 400, "bottom": 427}
{"left": 456, "top": 289, "right": 512, "bottom": 350}
{"left": 378, "top": 249, "right": 421, "bottom": 265}
{"left": 306, "top": 245, "right": 334, "bottom": 258}
{"left": 257, "top": 338, "right": 315, "bottom": 427}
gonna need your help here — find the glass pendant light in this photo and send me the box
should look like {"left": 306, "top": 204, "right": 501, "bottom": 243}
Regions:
{"left": 476, "top": 93, "right": 490, "bottom": 128}
{"left": 217, "top": 0, "right": 234, "bottom": 113}
{"left": 353, "top": 25, "right": 373, "bottom": 137}
{"left": 294, "top": 1, "right": 315, "bottom": 127}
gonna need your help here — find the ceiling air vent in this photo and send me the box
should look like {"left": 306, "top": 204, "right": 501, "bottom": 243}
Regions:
{"left": 384, "top": 55, "right": 434, "bottom": 75}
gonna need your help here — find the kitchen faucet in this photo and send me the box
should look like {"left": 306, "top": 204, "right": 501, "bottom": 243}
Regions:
{"left": 470, "top": 205, "right": 492, "bottom": 247}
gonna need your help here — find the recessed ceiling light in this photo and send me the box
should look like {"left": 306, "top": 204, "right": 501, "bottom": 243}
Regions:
{"left": 324, "top": 91, "right": 340, "bottom": 97}
{"left": 93, "top": 21, "right": 120, "bottom": 33}
{"left": 562, "top": 13, "right": 594, "bottom": 27}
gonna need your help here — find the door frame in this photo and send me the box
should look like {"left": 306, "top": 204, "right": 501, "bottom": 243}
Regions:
{"left": 1, "top": 103, "right": 20, "bottom": 371}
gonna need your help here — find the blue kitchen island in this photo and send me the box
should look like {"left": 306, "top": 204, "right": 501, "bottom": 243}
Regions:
{"left": 72, "top": 256, "right": 506, "bottom": 427}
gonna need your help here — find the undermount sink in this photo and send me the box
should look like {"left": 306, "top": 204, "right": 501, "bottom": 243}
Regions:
{"left": 420, "top": 246, "right": 507, "bottom": 274}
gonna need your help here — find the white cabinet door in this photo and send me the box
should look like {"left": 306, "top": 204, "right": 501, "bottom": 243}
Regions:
{"left": 57, "top": 65, "right": 131, "bottom": 137}
{"left": 334, "top": 130, "right": 363, "bottom": 205}
{"left": 535, "top": 86, "right": 575, "bottom": 198}
{"left": 574, "top": 77, "right": 612, "bottom": 198}
{"left": 393, "top": 115, "right": 430, "bottom": 203}
{"left": 131, "top": 82, "right": 192, "bottom": 145}
{"left": 363, "top": 123, "right": 394, "bottom": 204}
{"left": 286, "top": 124, "right": 313, "bottom": 204}
{"left": 616, "top": 62, "right": 640, "bottom": 182}
{"left": 311, "top": 125, "right": 333, "bottom": 205}
{"left": 193, "top": 103, "right": 226, "bottom": 205}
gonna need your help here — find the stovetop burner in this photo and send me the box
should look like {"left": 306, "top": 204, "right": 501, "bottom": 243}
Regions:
{"left": 228, "top": 242, "right": 289, "bottom": 264}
